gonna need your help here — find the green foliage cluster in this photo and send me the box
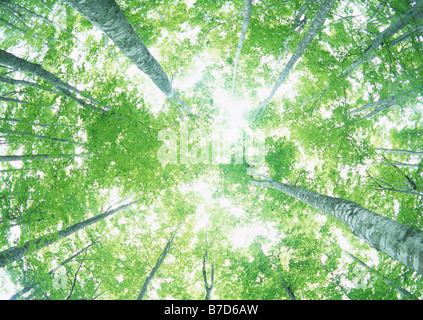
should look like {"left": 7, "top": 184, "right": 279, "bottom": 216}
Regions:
{"left": 0, "top": 0, "right": 422, "bottom": 301}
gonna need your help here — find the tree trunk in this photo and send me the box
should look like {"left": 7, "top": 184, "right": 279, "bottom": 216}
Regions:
{"left": 253, "top": 0, "right": 336, "bottom": 120}
{"left": 268, "top": 1, "right": 310, "bottom": 85}
{"left": 0, "top": 96, "right": 27, "bottom": 104}
{"left": 344, "top": 250, "right": 417, "bottom": 300}
{"left": 0, "top": 76, "right": 56, "bottom": 93}
{"left": 0, "top": 50, "right": 108, "bottom": 112}
{"left": 343, "top": 1, "right": 423, "bottom": 77}
{"left": 375, "top": 148, "right": 423, "bottom": 157}
{"left": 260, "top": 247, "right": 297, "bottom": 300}
{"left": 250, "top": 174, "right": 423, "bottom": 275}
{"left": 203, "top": 249, "right": 214, "bottom": 300}
{"left": 137, "top": 232, "right": 176, "bottom": 300}
{"left": 232, "top": 0, "right": 253, "bottom": 93}
{"left": 363, "top": 98, "right": 398, "bottom": 119}
{"left": 0, "top": 200, "right": 139, "bottom": 268}
{"left": 64, "top": 0, "right": 191, "bottom": 115}
{"left": 9, "top": 240, "right": 98, "bottom": 300}
{"left": 349, "top": 96, "right": 397, "bottom": 115}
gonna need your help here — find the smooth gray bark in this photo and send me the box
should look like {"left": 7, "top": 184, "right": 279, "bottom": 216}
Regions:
{"left": 0, "top": 50, "right": 108, "bottom": 112}
{"left": 232, "top": 0, "right": 253, "bottom": 93}
{"left": 250, "top": 174, "right": 423, "bottom": 274}
{"left": 203, "top": 248, "right": 214, "bottom": 300}
{"left": 0, "top": 200, "right": 139, "bottom": 268}
{"left": 349, "top": 96, "right": 397, "bottom": 115}
{"left": 268, "top": 2, "right": 310, "bottom": 85}
{"left": 0, "top": 76, "right": 56, "bottom": 93}
{"left": 364, "top": 98, "right": 398, "bottom": 119}
{"left": 64, "top": 0, "right": 191, "bottom": 115}
{"left": 253, "top": 0, "right": 336, "bottom": 120}
{"left": 344, "top": 250, "right": 417, "bottom": 299}
{"left": 0, "top": 96, "right": 27, "bottom": 104}
{"left": 375, "top": 148, "right": 423, "bottom": 157}
{"left": 343, "top": 1, "right": 423, "bottom": 78}
{"left": 137, "top": 232, "right": 176, "bottom": 300}
{"left": 9, "top": 240, "right": 98, "bottom": 300}
{"left": 260, "top": 247, "right": 296, "bottom": 300}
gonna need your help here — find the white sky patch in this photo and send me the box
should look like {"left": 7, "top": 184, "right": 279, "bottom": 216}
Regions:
{"left": 334, "top": 228, "right": 352, "bottom": 251}
{"left": 0, "top": 269, "right": 20, "bottom": 299}
{"left": 212, "top": 88, "right": 250, "bottom": 142}
{"left": 231, "top": 223, "right": 278, "bottom": 249}
{"left": 194, "top": 204, "right": 209, "bottom": 232}
{"left": 184, "top": 0, "right": 196, "bottom": 9}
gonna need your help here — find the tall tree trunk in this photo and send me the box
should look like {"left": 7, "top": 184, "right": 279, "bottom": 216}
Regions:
{"left": 64, "top": 0, "right": 191, "bottom": 115}
{"left": 0, "top": 50, "right": 108, "bottom": 112}
{"left": 349, "top": 96, "right": 397, "bottom": 115}
{"left": 136, "top": 231, "right": 177, "bottom": 300}
{"left": 203, "top": 248, "right": 215, "bottom": 300}
{"left": 250, "top": 173, "right": 423, "bottom": 274}
{"left": 363, "top": 98, "right": 398, "bottom": 119}
{"left": 375, "top": 148, "right": 423, "bottom": 157}
{"left": 260, "top": 247, "right": 297, "bottom": 300}
{"left": 343, "top": 1, "right": 423, "bottom": 78}
{"left": 0, "top": 76, "right": 56, "bottom": 93}
{"left": 0, "top": 96, "right": 27, "bottom": 104}
{"left": 0, "top": 200, "right": 139, "bottom": 268}
{"left": 9, "top": 240, "right": 98, "bottom": 300}
{"left": 253, "top": 0, "right": 336, "bottom": 120}
{"left": 344, "top": 250, "right": 417, "bottom": 300}
{"left": 232, "top": 0, "right": 253, "bottom": 93}
{"left": 268, "top": 1, "right": 310, "bottom": 85}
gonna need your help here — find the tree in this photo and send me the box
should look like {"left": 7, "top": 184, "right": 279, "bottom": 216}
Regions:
{"left": 136, "top": 223, "right": 181, "bottom": 300}
{"left": 250, "top": 172, "right": 423, "bottom": 275}
{"left": 0, "top": 200, "right": 139, "bottom": 268}
{"left": 1, "top": 0, "right": 423, "bottom": 301}
{"left": 64, "top": 0, "right": 191, "bottom": 116}
{"left": 232, "top": 0, "right": 253, "bottom": 93}
{"left": 253, "top": 0, "right": 336, "bottom": 120}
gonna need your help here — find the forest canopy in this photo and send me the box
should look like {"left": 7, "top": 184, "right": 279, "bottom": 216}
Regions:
{"left": 0, "top": 0, "right": 422, "bottom": 300}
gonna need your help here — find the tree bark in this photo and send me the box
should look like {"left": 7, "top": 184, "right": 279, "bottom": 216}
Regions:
{"left": 343, "top": 1, "right": 423, "bottom": 78}
{"left": 268, "top": 1, "right": 310, "bottom": 85}
{"left": 64, "top": 0, "right": 191, "bottom": 115}
{"left": 0, "top": 96, "right": 27, "bottom": 104}
{"left": 137, "top": 232, "right": 176, "bottom": 300}
{"left": 260, "top": 247, "right": 297, "bottom": 300}
{"left": 0, "top": 76, "right": 56, "bottom": 93}
{"left": 344, "top": 250, "right": 417, "bottom": 300}
{"left": 9, "top": 240, "right": 98, "bottom": 300}
{"left": 250, "top": 174, "right": 423, "bottom": 274}
{"left": 232, "top": 0, "right": 253, "bottom": 93}
{"left": 375, "top": 148, "right": 423, "bottom": 157}
{"left": 0, "top": 200, "right": 139, "bottom": 268}
{"left": 253, "top": 0, "right": 336, "bottom": 120}
{"left": 203, "top": 248, "right": 214, "bottom": 300}
{"left": 0, "top": 50, "right": 108, "bottom": 112}
{"left": 349, "top": 96, "right": 397, "bottom": 115}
